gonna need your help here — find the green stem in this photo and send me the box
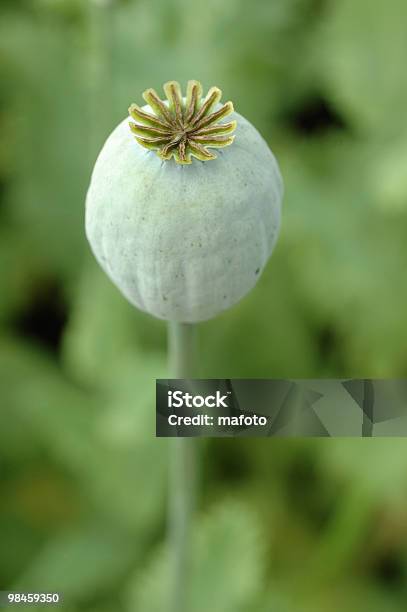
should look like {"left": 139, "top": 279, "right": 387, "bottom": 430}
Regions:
{"left": 167, "top": 322, "right": 198, "bottom": 612}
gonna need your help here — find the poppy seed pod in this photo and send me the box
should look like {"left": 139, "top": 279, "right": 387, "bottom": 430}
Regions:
{"left": 85, "top": 81, "right": 283, "bottom": 322}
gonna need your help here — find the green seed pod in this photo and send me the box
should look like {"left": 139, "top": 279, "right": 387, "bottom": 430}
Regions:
{"left": 85, "top": 81, "right": 283, "bottom": 322}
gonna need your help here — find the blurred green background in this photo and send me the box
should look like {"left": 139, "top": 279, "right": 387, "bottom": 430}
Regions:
{"left": 1, "top": 0, "right": 407, "bottom": 610}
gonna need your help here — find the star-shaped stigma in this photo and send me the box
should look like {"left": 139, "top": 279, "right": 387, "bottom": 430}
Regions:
{"left": 128, "top": 80, "right": 237, "bottom": 164}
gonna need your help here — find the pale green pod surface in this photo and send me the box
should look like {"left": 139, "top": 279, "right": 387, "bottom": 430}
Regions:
{"left": 85, "top": 85, "right": 283, "bottom": 323}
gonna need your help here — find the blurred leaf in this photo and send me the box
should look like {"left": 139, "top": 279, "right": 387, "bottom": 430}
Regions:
{"left": 322, "top": 439, "right": 407, "bottom": 501}
{"left": 13, "top": 524, "right": 134, "bottom": 601}
{"left": 0, "top": 338, "right": 168, "bottom": 532}
{"left": 370, "top": 140, "right": 407, "bottom": 214}
{"left": 321, "top": 0, "right": 407, "bottom": 136}
{"left": 62, "top": 259, "right": 165, "bottom": 386}
{"left": 0, "top": 12, "right": 91, "bottom": 280}
{"left": 127, "top": 502, "right": 264, "bottom": 612}
{"left": 62, "top": 260, "right": 141, "bottom": 386}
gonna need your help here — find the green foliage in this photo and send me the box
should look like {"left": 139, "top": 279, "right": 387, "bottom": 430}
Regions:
{"left": 128, "top": 502, "right": 264, "bottom": 612}
{"left": 1, "top": 0, "right": 407, "bottom": 610}
{"left": 320, "top": 0, "right": 407, "bottom": 136}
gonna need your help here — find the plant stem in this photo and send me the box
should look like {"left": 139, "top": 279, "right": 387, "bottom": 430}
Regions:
{"left": 167, "top": 322, "right": 198, "bottom": 612}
